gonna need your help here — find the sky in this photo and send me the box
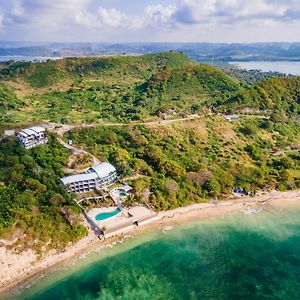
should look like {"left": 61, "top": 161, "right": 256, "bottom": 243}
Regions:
{"left": 0, "top": 0, "right": 299, "bottom": 43}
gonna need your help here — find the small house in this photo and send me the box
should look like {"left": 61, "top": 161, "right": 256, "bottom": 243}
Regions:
{"left": 224, "top": 115, "right": 240, "bottom": 122}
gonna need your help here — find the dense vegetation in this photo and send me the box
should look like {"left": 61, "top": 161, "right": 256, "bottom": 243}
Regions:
{"left": 224, "top": 77, "right": 300, "bottom": 115}
{"left": 0, "top": 134, "right": 87, "bottom": 251}
{"left": 66, "top": 117, "right": 300, "bottom": 210}
{"left": 0, "top": 82, "right": 23, "bottom": 114}
{"left": 0, "top": 52, "right": 299, "bottom": 249}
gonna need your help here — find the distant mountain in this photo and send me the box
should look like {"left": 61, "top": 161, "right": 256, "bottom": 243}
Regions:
{"left": 0, "top": 42, "right": 300, "bottom": 61}
{"left": 0, "top": 46, "right": 51, "bottom": 56}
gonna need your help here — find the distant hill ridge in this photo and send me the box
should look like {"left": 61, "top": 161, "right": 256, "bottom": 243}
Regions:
{"left": 0, "top": 42, "right": 300, "bottom": 61}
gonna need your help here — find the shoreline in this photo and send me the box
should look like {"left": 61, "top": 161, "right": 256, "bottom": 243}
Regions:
{"left": 1, "top": 189, "right": 300, "bottom": 296}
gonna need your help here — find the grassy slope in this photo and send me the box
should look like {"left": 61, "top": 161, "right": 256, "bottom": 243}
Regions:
{"left": 0, "top": 52, "right": 193, "bottom": 88}
{"left": 225, "top": 76, "right": 300, "bottom": 115}
{"left": 67, "top": 117, "right": 300, "bottom": 210}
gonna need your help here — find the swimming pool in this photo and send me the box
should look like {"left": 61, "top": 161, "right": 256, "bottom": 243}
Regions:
{"left": 95, "top": 209, "right": 121, "bottom": 221}
{"left": 119, "top": 192, "right": 126, "bottom": 198}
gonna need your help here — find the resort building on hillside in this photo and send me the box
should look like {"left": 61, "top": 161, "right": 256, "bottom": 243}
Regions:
{"left": 17, "top": 126, "right": 48, "bottom": 149}
{"left": 60, "top": 162, "right": 118, "bottom": 194}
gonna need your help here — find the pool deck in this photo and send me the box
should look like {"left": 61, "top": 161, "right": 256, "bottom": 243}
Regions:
{"left": 81, "top": 185, "right": 157, "bottom": 238}
{"left": 87, "top": 206, "right": 158, "bottom": 238}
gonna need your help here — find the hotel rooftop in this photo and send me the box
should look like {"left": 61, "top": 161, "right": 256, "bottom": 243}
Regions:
{"left": 60, "top": 162, "right": 117, "bottom": 194}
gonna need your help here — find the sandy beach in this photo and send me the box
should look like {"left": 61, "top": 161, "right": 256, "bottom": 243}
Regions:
{"left": 1, "top": 189, "right": 300, "bottom": 295}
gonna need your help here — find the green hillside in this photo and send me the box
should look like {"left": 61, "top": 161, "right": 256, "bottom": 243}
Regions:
{"left": 0, "top": 52, "right": 193, "bottom": 88}
{"left": 225, "top": 76, "right": 300, "bottom": 116}
{"left": 0, "top": 52, "right": 243, "bottom": 123}
{"left": 0, "top": 52, "right": 299, "bottom": 124}
{"left": 138, "top": 65, "right": 240, "bottom": 113}
{"left": 1, "top": 52, "right": 299, "bottom": 125}
{"left": 0, "top": 82, "right": 23, "bottom": 112}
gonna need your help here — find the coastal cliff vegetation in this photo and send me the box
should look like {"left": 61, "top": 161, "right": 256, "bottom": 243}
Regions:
{"left": 0, "top": 134, "right": 87, "bottom": 252}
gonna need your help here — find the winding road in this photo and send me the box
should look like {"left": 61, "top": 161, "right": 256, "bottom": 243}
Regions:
{"left": 57, "top": 138, "right": 100, "bottom": 164}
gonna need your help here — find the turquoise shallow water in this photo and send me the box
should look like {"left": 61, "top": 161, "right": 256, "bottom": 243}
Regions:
{"left": 10, "top": 204, "right": 300, "bottom": 300}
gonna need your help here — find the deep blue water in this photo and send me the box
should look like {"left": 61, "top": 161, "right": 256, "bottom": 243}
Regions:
{"left": 10, "top": 204, "right": 300, "bottom": 300}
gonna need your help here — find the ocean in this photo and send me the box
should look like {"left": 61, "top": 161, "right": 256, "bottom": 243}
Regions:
{"left": 229, "top": 61, "right": 300, "bottom": 76}
{"left": 10, "top": 202, "right": 300, "bottom": 300}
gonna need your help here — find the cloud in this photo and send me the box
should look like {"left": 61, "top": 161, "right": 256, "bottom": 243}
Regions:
{"left": 0, "top": 10, "right": 4, "bottom": 30}
{"left": 144, "top": 4, "right": 176, "bottom": 24}
{"left": 96, "top": 4, "right": 176, "bottom": 29}
{"left": 7, "top": 1, "right": 176, "bottom": 31}
{"left": 8, "top": 0, "right": 91, "bottom": 26}
{"left": 0, "top": 0, "right": 299, "bottom": 42}
{"left": 98, "top": 7, "right": 126, "bottom": 28}
{"left": 172, "top": 0, "right": 300, "bottom": 24}
{"left": 11, "top": 0, "right": 23, "bottom": 18}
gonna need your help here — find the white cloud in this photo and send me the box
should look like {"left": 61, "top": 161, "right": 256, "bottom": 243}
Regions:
{"left": 173, "top": 0, "right": 300, "bottom": 24}
{"left": 0, "top": 0, "right": 299, "bottom": 42}
{"left": 144, "top": 4, "right": 176, "bottom": 24}
{"left": 98, "top": 7, "right": 126, "bottom": 28}
{"left": 9, "top": 0, "right": 91, "bottom": 26}
{"left": 11, "top": 0, "right": 24, "bottom": 17}
{"left": 0, "top": 10, "right": 4, "bottom": 30}
{"left": 95, "top": 4, "right": 176, "bottom": 30}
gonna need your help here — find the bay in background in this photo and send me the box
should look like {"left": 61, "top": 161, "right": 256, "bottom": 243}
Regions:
{"left": 230, "top": 61, "right": 300, "bottom": 76}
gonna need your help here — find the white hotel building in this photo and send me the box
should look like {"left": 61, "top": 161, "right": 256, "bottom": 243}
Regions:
{"left": 17, "top": 126, "right": 48, "bottom": 149}
{"left": 60, "top": 163, "right": 118, "bottom": 194}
